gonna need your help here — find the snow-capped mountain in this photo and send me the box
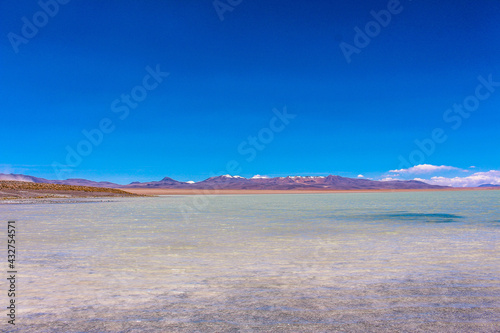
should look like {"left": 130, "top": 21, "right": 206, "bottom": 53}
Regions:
{"left": 0, "top": 173, "right": 448, "bottom": 190}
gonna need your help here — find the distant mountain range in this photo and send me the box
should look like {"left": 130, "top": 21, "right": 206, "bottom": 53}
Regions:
{"left": 478, "top": 184, "right": 500, "bottom": 187}
{"left": 0, "top": 173, "right": 120, "bottom": 188}
{"left": 0, "top": 173, "right": 448, "bottom": 190}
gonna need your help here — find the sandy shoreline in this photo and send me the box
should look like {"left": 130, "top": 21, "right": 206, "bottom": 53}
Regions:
{"left": 121, "top": 187, "right": 500, "bottom": 195}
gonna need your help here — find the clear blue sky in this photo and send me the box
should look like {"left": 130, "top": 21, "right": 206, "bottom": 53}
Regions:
{"left": 1, "top": 0, "right": 499, "bottom": 184}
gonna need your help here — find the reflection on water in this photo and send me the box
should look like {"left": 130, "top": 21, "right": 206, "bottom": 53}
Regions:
{"left": 370, "top": 212, "right": 464, "bottom": 223}
{"left": 1, "top": 191, "right": 500, "bottom": 332}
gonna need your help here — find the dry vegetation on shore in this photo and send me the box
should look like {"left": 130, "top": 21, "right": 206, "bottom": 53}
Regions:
{"left": 0, "top": 181, "right": 141, "bottom": 200}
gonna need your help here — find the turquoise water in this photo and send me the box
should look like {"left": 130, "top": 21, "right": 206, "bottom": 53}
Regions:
{"left": 2, "top": 191, "right": 500, "bottom": 332}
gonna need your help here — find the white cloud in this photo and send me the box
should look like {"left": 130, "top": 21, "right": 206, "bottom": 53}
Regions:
{"left": 390, "top": 164, "right": 461, "bottom": 174}
{"left": 357, "top": 174, "right": 364, "bottom": 178}
{"left": 380, "top": 177, "right": 401, "bottom": 182}
{"left": 414, "top": 170, "right": 500, "bottom": 187}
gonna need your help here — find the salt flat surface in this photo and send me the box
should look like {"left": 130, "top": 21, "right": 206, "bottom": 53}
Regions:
{"left": 2, "top": 191, "right": 499, "bottom": 332}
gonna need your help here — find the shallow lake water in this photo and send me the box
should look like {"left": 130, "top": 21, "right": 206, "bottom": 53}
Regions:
{"left": 2, "top": 191, "right": 499, "bottom": 332}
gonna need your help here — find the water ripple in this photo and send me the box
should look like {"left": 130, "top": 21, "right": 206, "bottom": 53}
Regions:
{"left": 371, "top": 213, "right": 464, "bottom": 223}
